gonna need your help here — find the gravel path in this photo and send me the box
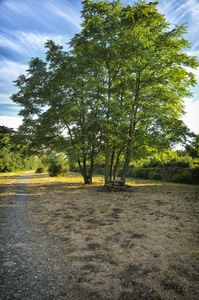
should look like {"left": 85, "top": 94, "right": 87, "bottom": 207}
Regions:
{"left": 0, "top": 174, "right": 86, "bottom": 300}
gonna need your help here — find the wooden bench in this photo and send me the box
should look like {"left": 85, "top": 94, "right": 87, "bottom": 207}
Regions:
{"left": 105, "top": 180, "right": 131, "bottom": 189}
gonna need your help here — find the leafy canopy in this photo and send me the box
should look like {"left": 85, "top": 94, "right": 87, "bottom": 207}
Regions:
{"left": 11, "top": 0, "right": 198, "bottom": 183}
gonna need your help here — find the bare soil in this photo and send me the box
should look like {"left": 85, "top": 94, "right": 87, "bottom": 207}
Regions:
{"left": 25, "top": 173, "right": 199, "bottom": 300}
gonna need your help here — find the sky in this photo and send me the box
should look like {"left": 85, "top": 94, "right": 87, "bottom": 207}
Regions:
{"left": 0, "top": 0, "right": 199, "bottom": 135}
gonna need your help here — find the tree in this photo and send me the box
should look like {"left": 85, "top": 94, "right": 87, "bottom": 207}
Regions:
{"left": 12, "top": 41, "right": 104, "bottom": 184}
{"left": 74, "top": 0, "right": 198, "bottom": 182}
{"left": 185, "top": 134, "right": 199, "bottom": 158}
{"left": 11, "top": 0, "right": 198, "bottom": 184}
{"left": 0, "top": 126, "right": 14, "bottom": 171}
{"left": 0, "top": 126, "right": 41, "bottom": 172}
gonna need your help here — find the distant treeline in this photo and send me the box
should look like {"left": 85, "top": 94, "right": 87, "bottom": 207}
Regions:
{"left": 0, "top": 126, "right": 42, "bottom": 172}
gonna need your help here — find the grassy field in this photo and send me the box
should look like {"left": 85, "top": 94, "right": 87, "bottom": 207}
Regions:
{"left": 26, "top": 172, "right": 199, "bottom": 299}
{"left": 1, "top": 171, "right": 199, "bottom": 299}
{"left": 0, "top": 171, "right": 30, "bottom": 185}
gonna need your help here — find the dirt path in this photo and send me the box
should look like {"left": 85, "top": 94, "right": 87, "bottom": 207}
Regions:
{"left": 0, "top": 174, "right": 84, "bottom": 300}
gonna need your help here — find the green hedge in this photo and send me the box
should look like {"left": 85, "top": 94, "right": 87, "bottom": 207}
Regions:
{"left": 171, "top": 171, "right": 193, "bottom": 184}
{"left": 132, "top": 165, "right": 199, "bottom": 185}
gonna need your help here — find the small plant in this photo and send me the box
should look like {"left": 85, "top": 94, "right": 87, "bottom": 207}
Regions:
{"left": 35, "top": 167, "right": 45, "bottom": 173}
{"left": 48, "top": 153, "right": 69, "bottom": 177}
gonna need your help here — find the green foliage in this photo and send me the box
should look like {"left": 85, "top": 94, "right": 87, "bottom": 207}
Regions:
{"left": 171, "top": 172, "right": 193, "bottom": 184}
{"left": 11, "top": 0, "right": 199, "bottom": 183}
{"left": 36, "top": 167, "right": 45, "bottom": 173}
{"left": 190, "top": 167, "right": 199, "bottom": 184}
{"left": 48, "top": 153, "right": 69, "bottom": 177}
{"left": 150, "top": 170, "right": 161, "bottom": 181}
{"left": 142, "top": 155, "right": 192, "bottom": 169}
{"left": 132, "top": 167, "right": 149, "bottom": 179}
{"left": 0, "top": 126, "right": 42, "bottom": 172}
{"left": 93, "top": 163, "right": 105, "bottom": 175}
{"left": 185, "top": 134, "right": 199, "bottom": 158}
{"left": 131, "top": 152, "right": 198, "bottom": 184}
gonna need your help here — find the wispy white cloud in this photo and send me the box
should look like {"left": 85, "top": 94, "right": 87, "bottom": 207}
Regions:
{"left": 0, "top": 60, "right": 27, "bottom": 83}
{"left": 0, "top": 31, "right": 70, "bottom": 59}
{"left": 183, "top": 98, "right": 199, "bottom": 134}
{"left": 0, "top": 93, "right": 14, "bottom": 104}
{"left": 0, "top": 116, "right": 23, "bottom": 130}
{"left": 44, "top": 0, "right": 81, "bottom": 29}
{"left": 3, "top": 0, "right": 32, "bottom": 15}
{"left": 0, "top": 34, "right": 21, "bottom": 52}
{"left": 0, "top": 0, "right": 81, "bottom": 32}
{"left": 186, "top": 50, "right": 199, "bottom": 57}
{"left": 20, "top": 32, "right": 70, "bottom": 50}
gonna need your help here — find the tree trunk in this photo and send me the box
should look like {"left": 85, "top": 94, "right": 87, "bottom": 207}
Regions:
{"left": 109, "top": 147, "right": 115, "bottom": 181}
{"left": 104, "top": 80, "right": 111, "bottom": 184}
{"left": 78, "top": 157, "right": 91, "bottom": 184}
{"left": 121, "top": 71, "right": 140, "bottom": 181}
{"left": 121, "top": 146, "right": 133, "bottom": 181}
{"left": 113, "top": 149, "right": 122, "bottom": 180}
{"left": 105, "top": 131, "right": 109, "bottom": 184}
{"left": 88, "top": 157, "right": 94, "bottom": 184}
{"left": 121, "top": 119, "right": 136, "bottom": 181}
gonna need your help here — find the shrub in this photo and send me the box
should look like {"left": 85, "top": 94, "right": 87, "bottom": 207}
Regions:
{"left": 48, "top": 153, "right": 69, "bottom": 177}
{"left": 172, "top": 156, "right": 192, "bottom": 168}
{"left": 190, "top": 167, "right": 199, "bottom": 184}
{"left": 93, "top": 163, "right": 105, "bottom": 175}
{"left": 133, "top": 167, "right": 148, "bottom": 179}
{"left": 149, "top": 170, "right": 160, "bottom": 180}
{"left": 36, "top": 167, "right": 45, "bottom": 173}
{"left": 171, "top": 171, "right": 193, "bottom": 184}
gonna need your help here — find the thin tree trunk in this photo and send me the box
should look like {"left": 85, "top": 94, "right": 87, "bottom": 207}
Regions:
{"left": 105, "top": 129, "right": 109, "bottom": 184}
{"left": 105, "top": 79, "right": 111, "bottom": 184}
{"left": 121, "top": 144, "right": 133, "bottom": 181}
{"left": 121, "top": 70, "right": 140, "bottom": 181}
{"left": 88, "top": 157, "right": 94, "bottom": 184}
{"left": 77, "top": 156, "right": 91, "bottom": 184}
{"left": 109, "top": 147, "right": 115, "bottom": 181}
{"left": 113, "top": 149, "right": 122, "bottom": 180}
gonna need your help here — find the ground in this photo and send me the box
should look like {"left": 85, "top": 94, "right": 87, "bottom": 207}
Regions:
{"left": 0, "top": 172, "right": 199, "bottom": 299}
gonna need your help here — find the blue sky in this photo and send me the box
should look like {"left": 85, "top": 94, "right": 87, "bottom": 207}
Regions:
{"left": 0, "top": 0, "right": 199, "bottom": 134}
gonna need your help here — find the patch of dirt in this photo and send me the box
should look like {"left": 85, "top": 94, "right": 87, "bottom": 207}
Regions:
{"left": 26, "top": 174, "right": 199, "bottom": 299}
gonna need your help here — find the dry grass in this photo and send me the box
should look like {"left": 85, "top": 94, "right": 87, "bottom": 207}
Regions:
{"left": 1, "top": 171, "right": 198, "bottom": 299}
{"left": 25, "top": 172, "right": 199, "bottom": 299}
{"left": 0, "top": 171, "right": 30, "bottom": 185}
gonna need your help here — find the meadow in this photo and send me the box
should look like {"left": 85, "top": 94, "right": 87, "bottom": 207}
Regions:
{"left": 25, "top": 172, "right": 199, "bottom": 299}
{"left": 0, "top": 171, "right": 198, "bottom": 299}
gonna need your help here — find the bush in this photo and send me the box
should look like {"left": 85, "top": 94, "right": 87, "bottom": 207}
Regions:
{"left": 149, "top": 170, "right": 161, "bottom": 180}
{"left": 190, "top": 167, "right": 199, "bottom": 184}
{"left": 171, "top": 171, "right": 193, "bottom": 184}
{"left": 133, "top": 167, "right": 148, "bottom": 179}
{"left": 36, "top": 167, "right": 45, "bottom": 173}
{"left": 48, "top": 153, "right": 69, "bottom": 177}
{"left": 93, "top": 163, "right": 105, "bottom": 175}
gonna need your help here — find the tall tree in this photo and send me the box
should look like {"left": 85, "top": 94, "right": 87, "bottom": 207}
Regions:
{"left": 75, "top": 0, "right": 198, "bottom": 181}
{"left": 11, "top": 0, "right": 198, "bottom": 184}
{"left": 12, "top": 41, "right": 104, "bottom": 184}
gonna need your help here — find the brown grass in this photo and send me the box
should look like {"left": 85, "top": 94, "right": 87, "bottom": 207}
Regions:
{"left": 0, "top": 171, "right": 30, "bottom": 185}
{"left": 26, "top": 172, "right": 199, "bottom": 299}
{"left": 1, "top": 171, "right": 198, "bottom": 299}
